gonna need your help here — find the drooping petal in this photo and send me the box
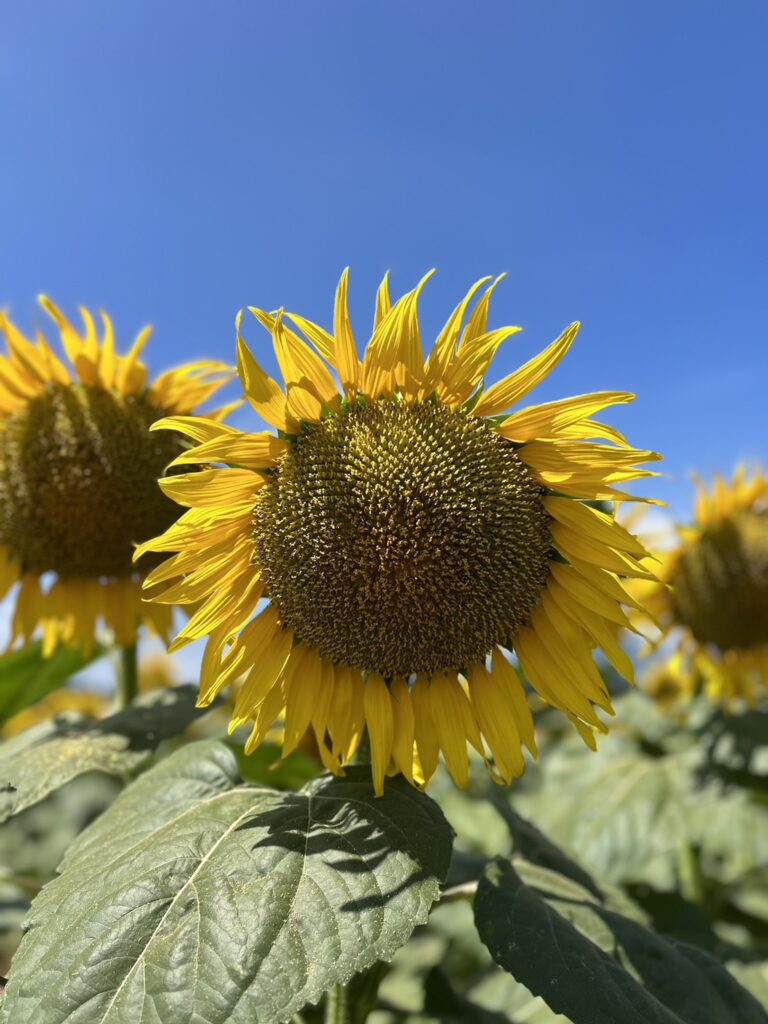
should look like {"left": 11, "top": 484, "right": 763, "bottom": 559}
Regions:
{"left": 364, "top": 673, "right": 395, "bottom": 797}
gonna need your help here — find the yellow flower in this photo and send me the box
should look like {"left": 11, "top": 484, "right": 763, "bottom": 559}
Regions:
{"left": 141, "top": 271, "right": 659, "bottom": 793}
{"left": 641, "top": 652, "right": 689, "bottom": 708}
{"left": 638, "top": 466, "right": 768, "bottom": 706}
{"left": 0, "top": 297, "right": 232, "bottom": 656}
{"left": 2, "top": 688, "right": 107, "bottom": 737}
{"left": 138, "top": 651, "right": 179, "bottom": 693}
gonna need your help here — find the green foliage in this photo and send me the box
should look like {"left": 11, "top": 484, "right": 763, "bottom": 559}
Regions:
{"left": 0, "top": 684, "right": 207, "bottom": 821}
{"left": 0, "top": 774, "right": 120, "bottom": 960}
{"left": 510, "top": 693, "right": 768, "bottom": 970}
{"left": 1, "top": 741, "right": 453, "bottom": 1024}
{"left": 0, "top": 641, "right": 104, "bottom": 725}
{"left": 1, "top": 678, "right": 766, "bottom": 1023}
{"left": 475, "top": 856, "right": 766, "bottom": 1024}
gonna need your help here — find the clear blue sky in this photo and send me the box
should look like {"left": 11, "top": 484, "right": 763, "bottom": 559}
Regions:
{"left": 3, "top": 0, "right": 767, "bottom": 516}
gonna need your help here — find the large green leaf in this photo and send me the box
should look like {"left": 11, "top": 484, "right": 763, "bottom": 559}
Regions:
{"left": 475, "top": 857, "right": 768, "bottom": 1024}
{"left": 0, "top": 640, "right": 104, "bottom": 725}
{"left": 0, "top": 685, "right": 206, "bottom": 821}
{"left": 2, "top": 740, "right": 453, "bottom": 1024}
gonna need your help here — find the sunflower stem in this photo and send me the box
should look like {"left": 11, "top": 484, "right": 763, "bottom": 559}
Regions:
{"left": 677, "top": 842, "right": 705, "bottom": 905}
{"left": 324, "top": 983, "right": 350, "bottom": 1024}
{"left": 116, "top": 643, "right": 139, "bottom": 710}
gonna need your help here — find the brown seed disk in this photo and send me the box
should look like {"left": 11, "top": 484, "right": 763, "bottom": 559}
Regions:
{"left": 671, "top": 511, "right": 768, "bottom": 650}
{"left": 253, "top": 401, "right": 552, "bottom": 677}
{"left": 0, "top": 384, "right": 186, "bottom": 578}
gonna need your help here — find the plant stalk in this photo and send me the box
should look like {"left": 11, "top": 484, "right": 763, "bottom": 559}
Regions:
{"left": 324, "top": 983, "right": 351, "bottom": 1024}
{"left": 677, "top": 842, "right": 705, "bottom": 905}
{"left": 115, "top": 643, "right": 139, "bottom": 710}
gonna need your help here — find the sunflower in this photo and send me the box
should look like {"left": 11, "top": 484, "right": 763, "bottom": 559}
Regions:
{"left": 0, "top": 297, "right": 231, "bottom": 657}
{"left": 2, "top": 687, "right": 107, "bottom": 737}
{"left": 141, "top": 271, "right": 659, "bottom": 793}
{"left": 638, "top": 466, "right": 768, "bottom": 706}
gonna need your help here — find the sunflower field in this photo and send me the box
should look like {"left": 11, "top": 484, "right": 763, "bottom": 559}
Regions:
{"left": 3, "top": 4, "right": 767, "bottom": 1023}
{"left": 0, "top": 275, "right": 765, "bottom": 1024}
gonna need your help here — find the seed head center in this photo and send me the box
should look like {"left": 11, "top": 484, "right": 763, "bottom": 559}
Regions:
{"left": 671, "top": 511, "right": 768, "bottom": 651}
{"left": 253, "top": 402, "right": 552, "bottom": 677}
{"left": 0, "top": 384, "right": 186, "bottom": 578}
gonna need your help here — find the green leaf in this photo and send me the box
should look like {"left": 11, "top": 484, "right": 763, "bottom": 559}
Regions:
{"left": 0, "top": 684, "right": 206, "bottom": 821}
{"left": 3, "top": 740, "right": 453, "bottom": 1024}
{"left": 474, "top": 857, "right": 768, "bottom": 1024}
{"left": 0, "top": 640, "right": 104, "bottom": 725}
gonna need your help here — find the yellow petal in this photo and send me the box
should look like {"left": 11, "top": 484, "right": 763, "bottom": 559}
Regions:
{"left": 531, "top": 600, "right": 613, "bottom": 709}
{"left": 473, "top": 322, "right": 580, "bottom": 417}
{"left": 439, "top": 326, "right": 522, "bottom": 406}
{"left": 427, "top": 673, "right": 474, "bottom": 787}
{"left": 150, "top": 416, "right": 238, "bottom": 444}
{"left": 115, "top": 325, "right": 151, "bottom": 395}
{"left": 389, "top": 678, "right": 416, "bottom": 784}
{"left": 514, "top": 626, "right": 602, "bottom": 726}
{"left": 333, "top": 267, "right": 360, "bottom": 393}
{"left": 498, "top": 391, "right": 634, "bottom": 442}
{"left": 259, "top": 308, "right": 338, "bottom": 418}
{"left": 420, "top": 276, "right": 492, "bottom": 396}
{"left": 547, "top": 580, "right": 635, "bottom": 683}
{"left": 489, "top": 648, "right": 537, "bottom": 755}
{"left": 243, "top": 679, "right": 286, "bottom": 754}
{"left": 544, "top": 497, "right": 649, "bottom": 558}
{"left": 230, "top": 623, "right": 294, "bottom": 722}
{"left": 169, "top": 570, "right": 264, "bottom": 652}
{"left": 158, "top": 468, "right": 263, "bottom": 508}
{"left": 361, "top": 271, "right": 434, "bottom": 399}
{"left": 364, "top": 673, "right": 394, "bottom": 797}
{"left": 374, "top": 271, "right": 392, "bottom": 330}
{"left": 550, "top": 522, "right": 657, "bottom": 580}
{"left": 548, "top": 561, "right": 634, "bottom": 629}
{"left": 456, "top": 275, "right": 506, "bottom": 352}
{"left": 411, "top": 675, "right": 440, "bottom": 783}
{"left": 284, "top": 314, "right": 336, "bottom": 365}
{"left": 282, "top": 644, "right": 324, "bottom": 756}
{"left": 200, "top": 605, "right": 282, "bottom": 704}
{"left": 329, "top": 666, "right": 366, "bottom": 764}
{"left": 236, "top": 313, "right": 295, "bottom": 432}
{"left": 467, "top": 661, "right": 523, "bottom": 783}
{"left": 167, "top": 432, "right": 288, "bottom": 469}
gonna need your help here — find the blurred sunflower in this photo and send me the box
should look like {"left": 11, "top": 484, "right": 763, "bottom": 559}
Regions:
{"left": 0, "top": 297, "right": 231, "bottom": 656}
{"left": 2, "top": 687, "right": 107, "bottom": 737}
{"left": 141, "top": 271, "right": 659, "bottom": 792}
{"left": 639, "top": 467, "right": 768, "bottom": 705}
{"left": 641, "top": 653, "right": 688, "bottom": 708}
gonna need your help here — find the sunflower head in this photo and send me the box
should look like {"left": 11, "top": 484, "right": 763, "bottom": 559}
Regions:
{"left": 639, "top": 467, "right": 768, "bottom": 705}
{"left": 253, "top": 400, "right": 552, "bottom": 678}
{"left": 0, "top": 297, "right": 232, "bottom": 655}
{"left": 142, "top": 270, "right": 659, "bottom": 793}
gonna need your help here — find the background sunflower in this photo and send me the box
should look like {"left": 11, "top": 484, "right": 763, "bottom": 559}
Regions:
{"left": 0, "top": 298, "right": 232, "bottom": 658}
{"left": 638, "top": 467, "right": 768, "bottom": 705}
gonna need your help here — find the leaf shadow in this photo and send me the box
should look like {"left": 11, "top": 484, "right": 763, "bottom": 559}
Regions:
{"left": 235, "top": 773, "right": 447, "bottom": 912}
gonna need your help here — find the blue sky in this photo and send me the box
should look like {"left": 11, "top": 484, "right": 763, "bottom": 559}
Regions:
{"left": 3, "top": 0, "right": 767, "bottom": 520}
